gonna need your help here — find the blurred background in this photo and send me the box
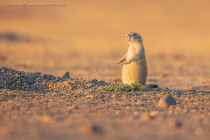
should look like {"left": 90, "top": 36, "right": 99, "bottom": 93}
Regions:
{"left": 0, "top": 0, "right": 210, "bottom": 89}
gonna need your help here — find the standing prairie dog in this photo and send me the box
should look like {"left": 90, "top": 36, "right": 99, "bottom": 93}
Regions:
{"left": 117, "top": 32, "right": 147, "bottom": 85}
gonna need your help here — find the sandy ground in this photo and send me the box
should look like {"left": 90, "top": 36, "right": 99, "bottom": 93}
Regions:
{"left": 0, "top": 67, "right": 210, "bottom": 140}
{"left": 0, "top": 0, "right": 210, "bottom": 139}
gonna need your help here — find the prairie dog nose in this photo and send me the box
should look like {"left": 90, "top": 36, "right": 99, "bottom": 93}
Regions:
{"left": 125, "top": 34, "right": 131, "bottom": 40}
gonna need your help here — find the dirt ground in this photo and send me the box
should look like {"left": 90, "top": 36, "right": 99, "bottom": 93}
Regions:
{"left": 0, "top": 0, "right": 210, "bottom": 139}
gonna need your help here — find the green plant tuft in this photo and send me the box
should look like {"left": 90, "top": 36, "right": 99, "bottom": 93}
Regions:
{"left": 101, "top": 82, "right": 146, "bottom": 92}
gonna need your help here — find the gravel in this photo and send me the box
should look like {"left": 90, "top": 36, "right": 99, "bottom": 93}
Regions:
{"left": 0, "top": 67, "right": 210, "bottom": 140}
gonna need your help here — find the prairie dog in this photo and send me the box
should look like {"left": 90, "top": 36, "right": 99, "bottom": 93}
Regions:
{"left": 117, "top": 32, "right": 147, "bottom": 85}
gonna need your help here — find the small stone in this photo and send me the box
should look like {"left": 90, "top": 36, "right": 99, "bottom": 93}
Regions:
{"left": 42, "top": 116, "right": 53, "bottom": 123}
{"left": 150, "top": 111, "right": 159, "bottom": 117}
{"left": 169, "top": 106, "right": 175, "bottom": 110}
{"left": 183, "top": 108, "right": 188, "bottom": 114}
{"left": 133, "top": 111, "right": 139, "bottom": 116}
{"left": 187, "top": 88, "right": 195, "bottom": 91}
{"left": 116, "top": 110, "right": 120, "bottom": 114}
{"left": 63, "top": 71, "right": 70, "bottom": 78}
{"left": 125, "top": 106, "right": 131, "bottom": 110}
{"left": 25, "top": 79, "right": 34, "bottom": 85}
{"left": 168, "top": 119, "right": 182, "bottom": 129}
{"left": 158, "top": 94, "right": 176, "bottom": 107}
{"left": 147, "top": 84, "right": 158, "bottom": 89}
{"left": 84, "top": 124, "right": 102, "bottom": 135}
{"left": 112, "top": 77, "right": 121, "bottom": 82}
{"left": 0, "top": 55, "right": 6, "bottom": 61}
{"left": 140, "top": 113, "right": 153, "bottom": 121}
{"left": 49, "top": 80, "right": 56, "bottom": 83}
{"left": 73, "top": 105, "right": 79, "bottom": 109}
{"left": 111, "top": 94, "right": 116, "bottom": 98}
{"left": 90, "top": 79, "right": 98, "bottom": 83}
{"left": 113, "top": 102, "right": 121, "bottom": 105}
{"left": 86, "top": 95, "right": 94, "bottom": 99}
{"left": 86, "top": 83, "right": 94, "bottom": 88}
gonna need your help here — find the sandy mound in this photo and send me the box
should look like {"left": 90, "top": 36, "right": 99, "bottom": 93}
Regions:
{"left": 0, "top": 67, "right": 109, "bottom": 93}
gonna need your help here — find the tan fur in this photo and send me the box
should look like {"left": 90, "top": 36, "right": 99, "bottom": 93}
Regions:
{"left": 117, "top": 32, "right": 147, "bottom": 85}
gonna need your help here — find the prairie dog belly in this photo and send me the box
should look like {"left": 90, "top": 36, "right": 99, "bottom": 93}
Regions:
{"left": 122, "top": 59, "right": 147, "bottom": 85}
{"left": 127, "top": 46, "right": 135, "bottom": 60}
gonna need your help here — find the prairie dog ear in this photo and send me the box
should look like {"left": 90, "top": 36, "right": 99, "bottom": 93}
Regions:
{"left": 117, "top": 53, "right": 127, "bottom": 64}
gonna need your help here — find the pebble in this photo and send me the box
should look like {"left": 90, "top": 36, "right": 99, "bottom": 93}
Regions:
{"left": 25, "top": 79, "right": 34, "bottom": 85}
{"left": 73, "top": 105, "right": 79, "bottom": 109}
{"left": 147, "top": 84, "right": 158, "bottom": 89}
{"left": 113, "top": 102, "right": 121, "bottom": 105}
{"left": 42, "top": 116, "right": 53, "bottom": 123}
{"left": 112, "top": 77, "right": 121, "bottom": 82}
{"left": 84, "top": 124, "right": 102, "bottom": 135}
{"left": 158, "top": 94, "right": 176, "bottom": 107}
{"left": 116, "top": 110, "right": 120, "bottom": 114}
{"left": 85, "top": 95, "right": 94, "bottom": 99}
{"left": 133, "top": 111, "right": 139, "bottom": 116}
{"left": 62, "top": 71, "right": 70, "bottom": 78}
{"left": 187, "top": 88, "right": 195, "bottom": 91}
{"left": 140, "top": 113, "right": 154, "bottom": 121}
{"left": 86, "top": 83, "right": 94, "bottom": 88}
{"left": 168, "top": 119, "right": 182, "bottom": 129}
{"left": 150, "top": 111, "right": 159, "bottom": 117}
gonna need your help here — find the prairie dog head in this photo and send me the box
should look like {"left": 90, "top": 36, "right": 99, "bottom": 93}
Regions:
{"left": 126, "top": 32, "right": 142, "bottom": 46}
